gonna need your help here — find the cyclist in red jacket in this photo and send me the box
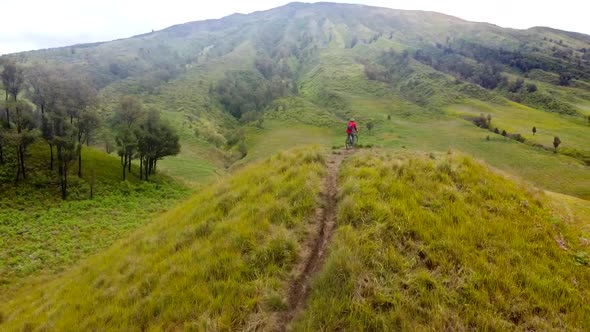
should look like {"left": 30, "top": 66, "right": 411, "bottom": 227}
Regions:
{"left": 346, "top": 118, "right": 358, "bottom": 147}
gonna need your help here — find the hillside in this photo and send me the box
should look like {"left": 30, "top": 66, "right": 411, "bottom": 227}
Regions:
{"left": 1, "top": 148, "right": 589, "bottom": 331}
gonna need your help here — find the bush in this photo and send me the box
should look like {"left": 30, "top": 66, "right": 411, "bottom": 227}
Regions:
{"left": 526, "top": 83, "right": 538, "bottom": 93}
{"left": 511, "top": 133, "right": 526, "bottom": 143}
{"left": 553, "top": 136, "right": 562, "bottom": 152}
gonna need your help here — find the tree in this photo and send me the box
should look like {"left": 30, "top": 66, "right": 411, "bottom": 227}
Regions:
{"left": 558, "top": 73, "right": 572, "bottom": 86}
{"left": 553, "top": 136, "right": 561, "bottom": 153}
{"left": 1, "top": 60, "right": 25, "bottom": 128}
{"left": 53, "top": 117, "right": 78, "bottom": 199}
{"left": 7, "top": 100, "right": 39, "bottom": 182}
{"left": 116, "top": 127, "right": 137, "bottom": 181}
{"left": 27, "top": 65, "right": 56, "bottom": 170}
{"left": 48, "top": 77, "right": 82, "bottom": 199}
{"left": 508, "top": 78, "right": 524, "bottom": 92}
{"left": 0, "top": 123, "right": 4, "bottom": 164}
{"left": 100, "top": 128, "right": 115, "bottom": 154}
{"left": 136, "top": 109, "right": 180, "bottom": 181}
{"left": 532, "top": 126, "right": 537, "bottom": 135}
{"left": 486, "top": 114, "right": 492, "bottom": 126}
{"left": 494, "top": 128, "right": 500, "bottom": 134}
{"left": 33, "top": 70, "right": 96, "bottom": 199}
{"left": 114, "top": 95, "right": 144, "bottom": 128}
{"left": 502, "top": 129, "right": 507, "bottom": 137}
{"left": 53, "top": 74, "right": 98, "bottom": 178}
{"left": 114, "top": 96, "right": 144, "bottom": 180}
{"left": 76, "top": 104, "right": 99, "bottom": 177}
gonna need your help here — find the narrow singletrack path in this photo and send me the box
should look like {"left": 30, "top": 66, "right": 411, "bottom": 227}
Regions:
{"left": 276, "top": 149, "right": 352, "bottom": 331}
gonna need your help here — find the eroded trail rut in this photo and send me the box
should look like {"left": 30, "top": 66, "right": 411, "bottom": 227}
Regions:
{"left": 276, "top": 150, "right": 351, "bottom": 331}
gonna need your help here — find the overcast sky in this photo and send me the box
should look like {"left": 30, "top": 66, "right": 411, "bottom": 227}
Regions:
{"left": 1, "top": 0, "right": 589, "bottom": 55}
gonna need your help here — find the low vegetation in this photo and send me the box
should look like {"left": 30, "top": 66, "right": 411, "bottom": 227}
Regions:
{"left": 294, "top": 151, "right": 590, "bottom": 331}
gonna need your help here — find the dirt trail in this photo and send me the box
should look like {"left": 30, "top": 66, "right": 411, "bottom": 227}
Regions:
{"left": 275, "top": 150, "right": 352, "bottom": 331}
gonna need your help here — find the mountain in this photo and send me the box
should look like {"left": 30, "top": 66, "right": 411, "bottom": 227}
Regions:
{"left": 1, "top": 2, "right": 590, "bottom": 330}
{"left": 4, "top": 2, "right": 588, "bottom": 192}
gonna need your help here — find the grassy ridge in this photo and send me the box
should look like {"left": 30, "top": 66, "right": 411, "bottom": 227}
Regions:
{"left": 0, "top": 147, "right": 326, "bottom": 331}
{"left": 294, "top": 151, "right": 590, "bottom": 331}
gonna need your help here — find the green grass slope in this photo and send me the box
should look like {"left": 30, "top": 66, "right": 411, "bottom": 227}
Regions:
{"left": 294, "top": 151, "right": 590, "bottom": 331}
{"left": 0, "top": 147, "right": 326, "bottom": 331}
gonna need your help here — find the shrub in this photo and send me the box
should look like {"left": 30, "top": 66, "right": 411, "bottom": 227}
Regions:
{"left": 526, "top": 83, "right": 538, "bottom": 93}
{"left": 553, "top": 136, "right": 562, "bottom": 152}
{"left": 512, "top": 133, "right": 526, "bottom": 143}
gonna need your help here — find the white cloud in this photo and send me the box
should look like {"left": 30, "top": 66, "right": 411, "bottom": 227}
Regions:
{"left": 0, "top": 0, "right": 588, "bottom": 55}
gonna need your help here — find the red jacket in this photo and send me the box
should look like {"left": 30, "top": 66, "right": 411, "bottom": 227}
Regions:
{"left": 346, "top": 121, "right": 357, "bottom": 134}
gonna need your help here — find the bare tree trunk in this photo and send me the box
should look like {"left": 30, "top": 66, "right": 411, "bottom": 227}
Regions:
{"left": 14, "top": 146, "right": 21, "bottom": 184}
{"left": 139, "top": 156, "right": 143, "bottom": 180}
{"left": 77, "top": 129, "right": 83, "bottom": 178}
{"left": 57, "top": 146, "right": 66, "bottom": 199}
{"left": 19, "top": 144, "right": 25, "bottom": 179}
{"left": 0, "top": 142, "right": 4, "bottom": 164}
{"left": 122, "top": 154, "right": 127, "bottom": 181}
{"left": 4, "top": 92, "right": 9, "bottom": 129}
{"left": 145, "top": 158, "right": 149, "bottom": 181}
{"left": 128, "top": 153, "right": 132, "bottom": 173}
{"left": 90, "top": 166, "right": 95, "bottom": 199}
{"left": 78, "top": 145, "right": 82, "bottom": 178}
{"left": 63, "top": 161, "right": 68, "bottom": 200}
{"left": 49, "top": 144, "right": 54, "bottom": 170}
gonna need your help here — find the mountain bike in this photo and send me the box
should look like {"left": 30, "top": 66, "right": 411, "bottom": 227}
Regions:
{"left": 345, "top": 133, "right": 358, "bottom": 150}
